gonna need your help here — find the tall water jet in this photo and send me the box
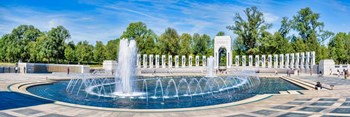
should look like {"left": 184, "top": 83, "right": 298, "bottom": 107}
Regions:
{"left": 206, "top": 56, "right": 216, "bottom": 77}
{"left": 114, "top": 39, "right": 137, "bottom": 95}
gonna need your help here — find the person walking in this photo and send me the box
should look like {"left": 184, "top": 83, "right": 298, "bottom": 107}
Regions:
{"left": 337, "top": 69, "right": 340, "bottom": 77}
{"left": 345, "top": 69, "right": 348, "bottom": 79}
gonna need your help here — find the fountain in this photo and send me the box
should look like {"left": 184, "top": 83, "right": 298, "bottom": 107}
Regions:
{"left": 62, "top": 39, "right": 263, "bottom": 108}
{"left": 206, "top": 56, "right": 216, "bottom": 77}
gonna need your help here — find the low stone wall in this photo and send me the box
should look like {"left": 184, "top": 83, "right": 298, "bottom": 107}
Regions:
{"left": 18, "top": 63, "right": 90, "bottom": 73}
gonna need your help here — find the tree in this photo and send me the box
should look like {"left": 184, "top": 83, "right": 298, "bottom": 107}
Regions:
{"left": 216, "top": 31, "right": 225, "bottom": 36}
{"left": 158, "top": 28, "right": 180, "bottom": 55}
{"left": 227, "top": 6, "right": 271, "bottom": 54}
{"left": 105, "top": 39, "right": 120, "bottom": 60}
{"left": 143, "top": 34, "right": 158, "bottom": 54}
{"left": 278, "top": 17, "right": 292, "bottom": 38}
{"left": 46, "top": 26, "right": 71, "bottom": 63}
{"left": 121, "top": 22, "right": 155, "bottom": 54}
{"left": 93, "top": 41, "right": 106, "bottom": 63}
{"left": 65, "top": 41, "right": 76, "bottom": 64}
{"left": 292, "top": 7, "right": 324, "bottom": 41}
{"left": 328, "top": 32, "right": 348, "bottom": 63}
{"left": 76, "top": 41, "right": 93, "bottom": 64}
{"left": 292, "top": 7, "right": 326, "bottom": 63}
{"left": 319, "top": 30, "right": 334, "bottom": 45}
{"left": 179, "top": 33, "right": 192, "bottom": 55}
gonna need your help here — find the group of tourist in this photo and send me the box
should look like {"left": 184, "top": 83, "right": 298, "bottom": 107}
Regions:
{"left": 332, "top": 68, "right": 350, "bottom": 79}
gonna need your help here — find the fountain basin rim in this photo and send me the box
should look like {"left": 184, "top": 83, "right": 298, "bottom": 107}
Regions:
{"left": 10, "top": 81, "right": 275, "bottom": 112}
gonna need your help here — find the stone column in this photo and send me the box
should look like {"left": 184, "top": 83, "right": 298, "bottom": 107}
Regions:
{"left": 300, "top": 52, "right": 305, "bottom": 70}
{"left": 295, "top": 53, "right": 300, "bottom": 69}
{"left": 268, "top": 55, "right": 272, "bottom": 68}
{"left": 279, "top": 54, "right": 284, "bottom": 68}
{"left": 202, "top": 56, "right": 207, "bottom": 66}
{"left": 175, "top": 55, "right": 179, "bottom": 68}
{"left": 137, "top": 54, "right": 141, "bottom": 68}
{"left": 274, "top": 54, "right": 278, "bottom": 68}
{"left": 235, "top": 55, "right": 239, "bottom": 66}
{"left": 311, "top": 51, "right": 316, "bottom": 66}
{"left": 168, "top": 55, "right": 173, "bottom": 68}
{"left": 242, "top": 55, "right": 246, "bottom": 66}
{"left": 189, "top": 56, "right": 192, "bottom": 67}
{"left": 149, "top": 55, "right": 153, "bottom": 68}
{"left": 306, "top": 52, "right": 310, "bottom": 71}
{"left": 290, "top": 53, "right": 294, "bottom": 69}
{"left": 181, "top": 55, "right": 186, "bottom": 68}
{"left": 143, "top": 54, "right": 147, "bottom": 68}
{"left": 155, "top": 55, "right": 159, "bottom": 68}
{"left": 248, "top": 55, "right": 253, "bottom": 67}
{"left": 162, "top": 55, "right": 166, "bottom": 68}
{"left": 255, "top": 55, "right": 259, "bottom": 67}
{"left": 261, "top": 55, "right": 266, "bottom": 68}
{"left": 285, "top": 54, "right": 289, "bottom": 68}
{"left": 195, "top": 56, "right": 199, "bottom": 67}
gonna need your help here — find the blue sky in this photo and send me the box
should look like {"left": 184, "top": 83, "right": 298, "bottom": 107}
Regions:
{"left": 1, "top": 0, "right": 350, "bottom": 44}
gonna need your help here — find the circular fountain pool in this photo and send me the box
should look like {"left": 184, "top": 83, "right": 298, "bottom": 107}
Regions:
{"left": 27, "top": 76, "right": 303, "bottom": 109}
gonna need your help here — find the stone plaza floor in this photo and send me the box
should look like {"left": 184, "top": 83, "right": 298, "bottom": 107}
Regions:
{"left": 0, "top": 73, "right": 350, "bottom": 117}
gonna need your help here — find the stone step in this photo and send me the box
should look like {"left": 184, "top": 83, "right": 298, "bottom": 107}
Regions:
{"left": 287, "top": 90, "right": 301, "bottom": 94}
{"left": 281, "top": 77, "right": 314, "bottom": 90}
{"left": 279, "top": 91, "right": 289, "bottom": 94}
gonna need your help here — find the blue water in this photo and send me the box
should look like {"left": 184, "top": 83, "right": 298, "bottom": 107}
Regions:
{"left": 27, "top": 77, "right": 303, "bottom": 109}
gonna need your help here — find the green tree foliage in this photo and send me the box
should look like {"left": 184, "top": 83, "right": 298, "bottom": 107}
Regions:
{"left": 227, "top": 6, "right": 271, "bottom": 55}
{"left": 328, "top": 32, "right": 350, "bottom": 64}
{"left": 159, "top": 28, "right": 180, "bottom": 55}
{"left": 46, "top": 26, "right": 71, "bottom": 63}
{"left": 216, "top": 31, "right": 225, "bottom": 36}
{"left": 105, "top": 39, "right": 120, "bottom": 60}
{"left": 179, "top": 33, "right": 192, "bottom": 55}
{"left": 278, "top": 17, "right": 292, "bottom": 38}
{"left": 192, "top": 33, "right": 212, "bottom": 56}
{"left": 121, "top": 22, "right": 156, "bottom": 54}
{"left": 93, "top": 41, "right": 106, "bottom": 63}
{"left": 76, "top": 41, "right": 93, "bottom": 64}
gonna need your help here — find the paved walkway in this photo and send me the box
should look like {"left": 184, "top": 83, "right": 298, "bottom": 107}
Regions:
{"left": 0, "top": 73, "right": 350, "bottom": 117}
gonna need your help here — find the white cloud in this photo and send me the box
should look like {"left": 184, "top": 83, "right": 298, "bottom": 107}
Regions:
{"left": 264, "top": 12, "right": 279, "bottom": 24}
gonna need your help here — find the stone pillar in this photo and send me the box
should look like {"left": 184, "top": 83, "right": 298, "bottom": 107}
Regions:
{"left": 189, "top": 56, "right": 192, "bottom": 67}
{"left": 274, "top": 54, "right": 278, "bottom": 68}
{"left": 155, "top": 55, "right": 159, "bottom": 68}
{"left": 195, "top": 56, "right": 199, "bottom": 67}
{"left": 285, "top": 54, "right": 289, "bottom": 68}
{"left": 149, "top": 55, "right": 153, "bottom": 68}
{"left": 255, "top": 55, "right": 259, "bottom": 67}
{"left": 261, "top": 55, "right": 266, "bottom": 68}
{"left": 143, "top": 54, "right": 147, "bottom": 68}
{"left": 311, "top": 51, "right": 316, "bottom": 66}
{"left": 268, "top": 55, "right": 272, "bottom": 68}
{"left": 137, "top": 54, "right": 141, "bottom": 68}
{"left": 181, "top": 55, "right": 186, "bottom": 68}
{"left": 248, "top": 55, "right": 253, "bottom": 67}
{"left": 290, "top": 53, "right": 294, "bottom": 69}
{"left": 168, "top": 55, "right": 173, "bottom": 68}
{"left": 235, "top": 55, "right": 239, "bottom": 66}
{"left": 242, "top": 55, "right": 246, "bottom": 66}
{"left": 279, "top": 54, "right": 284, "bottom": 68}
{"left": 175, "top": 55, "right": 179, "bottom": 68}
{"left": 306, "top": 52, "right": 310, "bottom": 71}
{"left": 202, "top": 56, "right": 207, "bottom": 66}
{"left": 300, "top": 52, "right": 305, "bottom": 70}
{"left": 295, "top": 53, "right": 300, "bottom": 69}
{"left": 162, "top": 55, "right": 166, "bottom": 68}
